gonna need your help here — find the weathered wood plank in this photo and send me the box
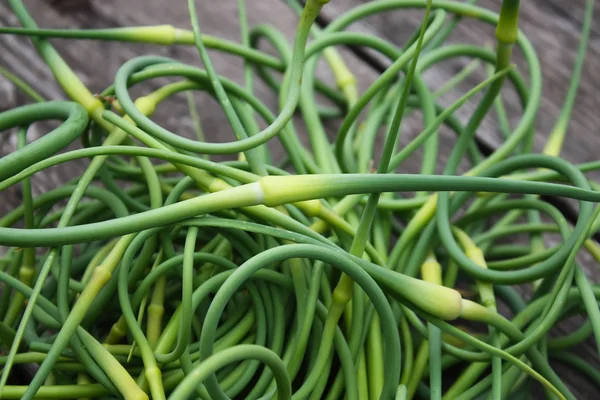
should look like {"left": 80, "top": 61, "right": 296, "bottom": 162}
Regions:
{"left": 3, "top": 0, "right": 598, "bottom": 174}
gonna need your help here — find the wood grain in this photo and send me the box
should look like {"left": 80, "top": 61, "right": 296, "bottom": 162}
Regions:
{"left": 1, "top": 0, "right": 599, "bottom": 396}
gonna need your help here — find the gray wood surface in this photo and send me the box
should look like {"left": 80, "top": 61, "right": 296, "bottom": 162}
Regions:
{"left": 1, "top": 0, "right": 599, "bottom": 396}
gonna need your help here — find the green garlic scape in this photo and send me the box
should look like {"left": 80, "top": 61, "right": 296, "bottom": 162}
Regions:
{"left": 0, "top": 0, "right": 597, "bottom": 399}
